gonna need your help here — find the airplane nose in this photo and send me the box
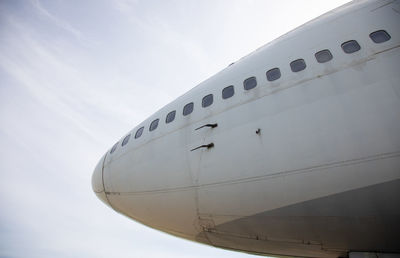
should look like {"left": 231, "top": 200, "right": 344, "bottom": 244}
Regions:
{"left": 91, "top": 155, "right": 111, "bottom": 208}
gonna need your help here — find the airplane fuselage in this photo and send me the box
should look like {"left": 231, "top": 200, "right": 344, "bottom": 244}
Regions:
{"left": 92, "top": 0, "right": 400, "bottom": 257}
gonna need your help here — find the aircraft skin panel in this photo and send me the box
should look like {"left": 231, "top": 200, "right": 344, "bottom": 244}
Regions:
{"left": 92, "top": 0, "right": 400, "bottom": 257}
{"left": 196, "top": 50, "right": 400, "bottom": 184}
{"left": 195, "top": 45, "right": 400, "bottom": 214}
{"left": 107, "top": 190, "right": 200, "bottom": 238}
{"left": 103, "top": 128, "right": 194, "bottom": 193}
{"left": 198, "top": 179, "right": 400, "bottom": 258}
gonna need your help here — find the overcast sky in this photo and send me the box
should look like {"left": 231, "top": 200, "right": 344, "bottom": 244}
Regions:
{"left": 0, "top": 1, "right": 349, "bottom": 257}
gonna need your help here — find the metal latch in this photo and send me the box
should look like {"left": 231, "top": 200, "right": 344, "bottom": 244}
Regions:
{"left": 190, "top": 143, "right": 214, "bottom": 151}
{"left": 195, "top": 123, "right": 218, "bottom": 130}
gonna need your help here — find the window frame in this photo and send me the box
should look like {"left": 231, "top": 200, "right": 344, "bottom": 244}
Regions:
{"left": 290, "top": 59, "right": 306, "bottom": 72}
{"left": 202, "top": 94, "right": 213, "bottom": 108}
{"left": 341, "top": 40, "right": 361, "bottom": 54}
{"left": 149, "top": 119, "right": 159, "bottom": 132}
{"left": 369, "top": 30, "right": 391, "bottom": 44}
{"left": 110, "top": 142, "right": 119, "bottom": 154}
{"left": 122, "top": 134, "right": 131, "bottom": 146}
{"left": 243, "top": 76, "right": 257, "bottom": 90}
{"left": 266, "top": 67, "right": 281, "bottom": 81}
{"left": 315, "top": 49, "right": 333, "bottom": 63}
{"left": 183, "top": 102, "right": 194, "bottom": 116}
{"left": 135, "top": 127, "right": 144, "bottom": 139}
{"left": 166, "top": 110, "right": 176, "bottom": 124}
{"left": 222, "top": 85, "right": 235, "bottom": 99}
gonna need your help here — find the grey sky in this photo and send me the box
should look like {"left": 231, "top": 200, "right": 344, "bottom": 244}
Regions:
{"left": 0, "top": 0, "right": 348, "bottom": 257}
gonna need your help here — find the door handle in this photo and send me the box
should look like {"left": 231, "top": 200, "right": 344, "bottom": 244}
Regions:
{"left": 195, "top": 123, "right": 218, "bottom": 130}
{"left": 190, "top": 143, "right": 214, "bottom": 152}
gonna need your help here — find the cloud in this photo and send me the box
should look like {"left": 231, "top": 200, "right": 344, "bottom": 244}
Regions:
{"left": 0, "top": 0, "right": 349, "bottom": 257}
{"left": 30, "top": 0, "right": 82, "bottom": 39}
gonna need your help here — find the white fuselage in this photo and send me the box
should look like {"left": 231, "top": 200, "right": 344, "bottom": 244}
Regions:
{"left": 92, "top": 0, "right": 400, "bottom": 257}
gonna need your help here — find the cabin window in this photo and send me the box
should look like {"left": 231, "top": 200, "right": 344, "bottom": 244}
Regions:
{"left": 183, "top": 102, "right": 194, "bottom": 116}
{"left": 315, "top": 49, "right": 333, "bottom": 63}
{"left": 110, "top": 142, "right": 119, "bottom": 154}
{"left": 341, "top": 40, "right": 361, "bottom": 54}
{"left": 122, "top": 134, "right": 131, "bottom": 146}
{"left": 202, "top": 94, "right": 213, "bottom": 108}
{"left": 222, "top": 85, "right": 234, "bottom": 99}
{"left": 135, "top": 127, "right": 144, "bottom": 139}
{"left": 243, "top": 77, "right": 257, "bottom": 90}
{"left": 370, "top": 30, "right": 391, "bottom": 44}
{"left": 166, "top": 111, "right": 176, "bottom": 124}
{"left": 290, "top": 59, "right": 306, "bottom": 72}
{"left": 149, "top": 119, "right": 159, "bottom": 131}
{"left": 266, "top": 68, "right": 281, "bottom": 81}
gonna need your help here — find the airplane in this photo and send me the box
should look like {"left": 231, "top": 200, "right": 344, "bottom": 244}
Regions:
{"left": 92, "top": 0, "right": 400, "bottom": 257}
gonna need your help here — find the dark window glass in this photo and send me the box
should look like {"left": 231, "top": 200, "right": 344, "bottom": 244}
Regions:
{"left": 243, "top": 77, "right": 257, "bottom": 90}
{"left": 266, "top": 68, "right": 281, "bottom": 81}
{"left": 341, "top": 40, "right": 361, "bottom": 53}
{"left": 183, "top": 102, "right": 194, "bottom": 116}
{"left": 202, "top": 94, "right": 213, "bottom": 108}
{"left": 110, "top": 142, "right": 119, "bottom": 154}
{"left": 166, "top": 111, "right": 176, "bottom": 124}
{"left": 222, "top": 85, "right": 234, "bottom": 99}
{"left": 149, "top": 119, "right": 159, "bottom": 131}
{"left": 135, "top": 127, "right": 144, "bottom": 139}
{"left": 370, "top": 30, "right": 391, "bottom": 43}
{"left": 290, "top": 59, "right": 306, "bottom": 72}
{"left": 122, "top": 134, "right": 131, "bottom": 146}
{"left": 315, "top": 49, "right": 333, "bottom": 63}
